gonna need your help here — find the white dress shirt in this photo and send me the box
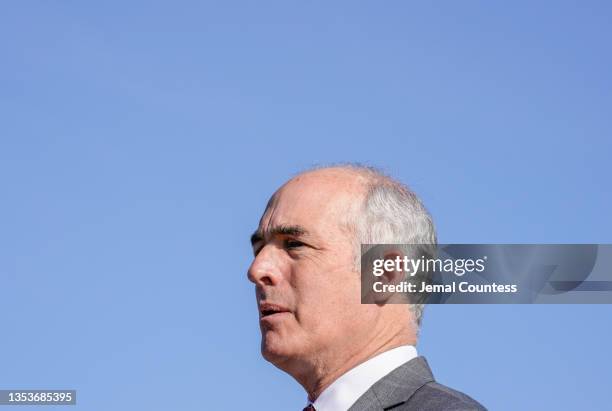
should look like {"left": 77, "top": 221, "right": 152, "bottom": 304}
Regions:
{"left": 306, "top": 345, "right": 418, "bottom": 411}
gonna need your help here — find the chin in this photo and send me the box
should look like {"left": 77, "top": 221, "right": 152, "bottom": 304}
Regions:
{"left": 260, "top": 332, "right": 299, "bottom": 367}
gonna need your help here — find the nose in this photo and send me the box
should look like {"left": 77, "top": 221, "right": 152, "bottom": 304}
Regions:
{"left": 247, "top": 245, "right": 283, "bottom": 287}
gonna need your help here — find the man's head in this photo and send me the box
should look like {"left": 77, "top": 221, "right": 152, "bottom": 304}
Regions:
{"left": 248, "top": 165, "right": 436, "bottom": 386}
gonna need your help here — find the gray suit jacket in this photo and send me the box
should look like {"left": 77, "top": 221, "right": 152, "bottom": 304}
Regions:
{"left": 348, "top": 356, "right": 486, "bottom": 411}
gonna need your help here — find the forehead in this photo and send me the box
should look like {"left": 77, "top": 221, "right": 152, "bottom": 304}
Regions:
{"left": 259, "top": 170, "right": 367, "bottom": 237}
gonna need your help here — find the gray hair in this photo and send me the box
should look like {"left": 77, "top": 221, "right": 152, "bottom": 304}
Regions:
{"left": 303, "top": 164, "right": 437, "bottom": 328}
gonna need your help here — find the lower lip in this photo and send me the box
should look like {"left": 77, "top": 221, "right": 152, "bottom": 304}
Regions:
{"left": 260, "top": 312, "right": 290, "bottom": 323}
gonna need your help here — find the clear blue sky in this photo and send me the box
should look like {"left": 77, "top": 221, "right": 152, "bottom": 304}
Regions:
{"left": 1, "top": 2, "right": 611, "bottom": 410}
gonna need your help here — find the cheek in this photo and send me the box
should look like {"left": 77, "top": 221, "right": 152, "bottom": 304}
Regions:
{"left": 292, "top": 256, "right": 362, "bottom": 324}
{"left": 313, "top": 277, "right": 372, "bottom": 332}
{"left": 298, "top": 293, "right": 361, "bottom": 336}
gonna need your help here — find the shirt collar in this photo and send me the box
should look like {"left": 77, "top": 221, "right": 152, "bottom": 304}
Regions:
{"left": 307, "top": 345, "right": 418, "bottom": 411}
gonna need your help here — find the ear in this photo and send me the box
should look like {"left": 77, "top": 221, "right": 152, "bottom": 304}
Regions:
{"left": 381, "top": 251, "right": 404, "bottom": 282}
{"left": 371, "top": 251, "right": 406, "bottom": 304}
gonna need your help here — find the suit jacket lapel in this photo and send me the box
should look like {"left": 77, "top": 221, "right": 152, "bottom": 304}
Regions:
{"left": 348, "top": 356, "right": 435, "bottom": 411}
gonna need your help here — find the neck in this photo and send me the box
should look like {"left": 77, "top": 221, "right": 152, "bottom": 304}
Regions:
{"left": 299, "top": 324, "right": 416, "bottom": 401}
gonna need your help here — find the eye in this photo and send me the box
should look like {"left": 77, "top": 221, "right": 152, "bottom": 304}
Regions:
{"left": 252, "top": 243, "right": 264, "bottom": 256}
{"left": 284, "top": 239, "right": 305, "bottom": 250}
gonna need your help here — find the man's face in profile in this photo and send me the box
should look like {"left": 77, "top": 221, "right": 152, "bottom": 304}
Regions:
{"left": 248, "top": 170, "right": 376, "bottom": 370}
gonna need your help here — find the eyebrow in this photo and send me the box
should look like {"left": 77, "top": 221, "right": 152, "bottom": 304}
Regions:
{"left": 250, "top": 224, "right": 309, "bottom": 246}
